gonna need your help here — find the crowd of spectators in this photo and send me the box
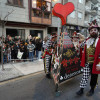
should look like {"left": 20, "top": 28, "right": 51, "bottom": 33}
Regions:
{"left": 0, "top": 35, "right": 43, "bottom": 64}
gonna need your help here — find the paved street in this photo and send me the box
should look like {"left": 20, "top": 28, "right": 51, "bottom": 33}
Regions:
{"left": 0, "top": 71, "right": 100, "bottom": 100}
{"left": 0, "top": 0, "right": 100, "bottom": 99}
{"left": 0, "top": 60, "right": 44, "bottom": 82}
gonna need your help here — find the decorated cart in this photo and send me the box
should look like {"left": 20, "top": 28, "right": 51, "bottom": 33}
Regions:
{"left": 50, "top": 2, "right": 83, "bottom": 94}
{"left": 43, "top": 2, "right": 83, "bottom": 96}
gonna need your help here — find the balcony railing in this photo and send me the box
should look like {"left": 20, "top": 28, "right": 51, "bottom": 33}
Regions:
{"left": 31, "top": 8, "right": 52, "bottom": 25}
{"left": 91, "top": 6, "right": 98, "bottom": 11}
{"left": 86, "top": 0, "right": 98, "bottom": 4}
{"left": 91, "top": 10, "right": 97, "bottom": 16}
{"left": 85, "top": 6, "right": 97, "bottom": 15}
{"left": 85, "top": 6, "right": 91, "bottom": 14}
{"left": 91, "top": 0, "right": 98, "bottom": 4}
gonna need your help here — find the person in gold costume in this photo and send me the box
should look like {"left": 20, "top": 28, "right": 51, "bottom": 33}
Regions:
{"left": 76, "top": 20, "right": 100, "bottom": 96}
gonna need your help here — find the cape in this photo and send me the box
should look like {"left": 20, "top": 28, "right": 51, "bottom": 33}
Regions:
{"left": 80, "top": 37, "right": 100, "bottom": 74}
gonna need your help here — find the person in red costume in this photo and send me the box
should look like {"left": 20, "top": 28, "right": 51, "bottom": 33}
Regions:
{"left": 76, "top": 20, "right": 100, "bottom": 96}
{"left": 43, "top": 34, "right": 57, "bottom": 78}
{"left": 72, "top": 31, "right": 85, "bottom": 58}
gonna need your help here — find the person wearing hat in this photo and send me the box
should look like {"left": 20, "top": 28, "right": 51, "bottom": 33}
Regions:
{"left": 76, "top": 20, "right": 100, "bottom": 96}
{"left": 72, "top": 31, "right": 79, "bottom": 51}
{"left": 43, "top": 35, "right": 52, "bottom": 78}
{"left": 43, "top": 33, "right": 57, "bottom": 78}
{"left": 72, "top": 31, "right": 85, "bottom": 57}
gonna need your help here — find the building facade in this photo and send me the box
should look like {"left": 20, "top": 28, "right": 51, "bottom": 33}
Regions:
{"left": 48, "top": 0, "right": 62, "bottom": 35}
{"left": 63, "top": 0, "right": 100, "bottom": 37}
{"left": 0, "top": 0, "right": 61, "bottom": 40}
{"left": 0, "top": 0, "right": 100, "bottom": 39}
{"left": 63, "top": 0, "right": 86, "bottom": 36}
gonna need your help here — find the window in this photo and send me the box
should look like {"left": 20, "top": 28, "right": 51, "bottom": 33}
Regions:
{"left": 32, "top": 0, "right": 51, "bottom": 11}
{"left": 30, "top": 30, "right": 43, "bottom": 40}
{"left": 90, "top": 16, "right": 93, "bottom": 22}
{"left": 7, "top": 0, "right": 23, "bottom": 7}
{"left": 32, "top": 0, "right": 40, "bottom": 8}
{"left": 79, "top": 0, "right": 83, "bottom": 4}
{"left": 6, "top": 29, "right": 25, "bottom": 40}
{"left": 32, "top": 0, "right": 51, "bottom": 18}
{"left": 98, "top": 5, "right": 100, "bottom": 10}
{"left": 91, "top": 4, "right": 94, "bottom": 10}
{"left": 78, "top": 12, "right": 82, "bottom": 19}
{"left": 47, "top": 2, "right": 50, "bottom": 11}
{"left": 70, "top": 11, "right": 75, "bottom": 18}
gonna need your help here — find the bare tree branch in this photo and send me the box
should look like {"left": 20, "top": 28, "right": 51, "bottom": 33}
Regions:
{"left": 4, "top": 9, "right": 14, "bottom": 21}
{"left": 4, "top": 8, "right": 14, "bottom": 25}
{"left": 0, "top": 6, "right": 14, "bottom": 70}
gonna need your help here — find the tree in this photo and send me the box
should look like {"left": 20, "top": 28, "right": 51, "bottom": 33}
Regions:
{"left": 0, "top": 4, "right": 14, "bottom": 70}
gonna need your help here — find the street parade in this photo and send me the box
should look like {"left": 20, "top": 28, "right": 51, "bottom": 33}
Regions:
{"left": 0, "top": 0, "right": 100, "bottom": 100}
{"left": 42, "top": 1, "right": 100, "bottom": 97}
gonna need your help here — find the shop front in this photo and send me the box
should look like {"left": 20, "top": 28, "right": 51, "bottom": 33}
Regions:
{"left": 6, "top": 28, "right": 25, "bottom": 40}
{"left": 30, "top": 30, "right": 43, "bottom": 40}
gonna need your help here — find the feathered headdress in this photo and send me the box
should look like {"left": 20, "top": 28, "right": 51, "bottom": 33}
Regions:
{"left": 72, "top": 31, "right": 79, "bottom": 38}
{"left": 88, "top": 20, "right": 100, "bottom": 31}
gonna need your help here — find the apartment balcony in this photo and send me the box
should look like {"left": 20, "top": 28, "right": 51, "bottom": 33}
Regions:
{"left": 31, "top": 8, "right": 52, "bottom": 25}
{"left": 86, "top": 0, "right": 98, "bottom": 4}
{"left": 85, "top": 6, "right": 91, "bottom": 14}
{"left": 85, "top": 6, "right": 97, "bottom": 16}
{"left": 91, "top": 0, "right": 98, "bottom": 4}
{"left": 91, "top": 10, "right": 97, "bottom": 16}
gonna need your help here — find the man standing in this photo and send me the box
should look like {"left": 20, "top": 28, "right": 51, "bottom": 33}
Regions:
{"left": 76, "top": 20, "right": 100, "bottom": 96}
{"left": 43, "top": 34, "right": 57, "bottom": 78}
{"left": 27, "top": 41, "right": 35, "bottom": 61}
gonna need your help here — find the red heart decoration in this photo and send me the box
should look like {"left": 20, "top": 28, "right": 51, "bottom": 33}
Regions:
{"left": 53, "top": 2, "right": 75, "bottom": 25}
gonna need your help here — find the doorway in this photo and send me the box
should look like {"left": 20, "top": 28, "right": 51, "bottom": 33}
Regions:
{"left": 30, "top": 30, "right": 43, "bottom": 40}
{"left": 6, "top": 28, "right": 25, "bottom": 40}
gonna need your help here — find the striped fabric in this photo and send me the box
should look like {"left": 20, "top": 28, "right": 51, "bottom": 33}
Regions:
{"left": 45, "top": 38, "right": 52, "bottom": 74}
{"left": 45, "top": 55, "right": 51, "bottom": 74}
{"left": 80, "top": 63, "right": 90, "bottom": 88}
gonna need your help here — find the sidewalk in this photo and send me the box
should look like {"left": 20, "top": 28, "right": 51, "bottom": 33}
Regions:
{"left": 0, "top": 60, "right": 44, "bottom": 82}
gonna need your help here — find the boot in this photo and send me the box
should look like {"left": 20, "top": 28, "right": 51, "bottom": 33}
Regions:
{"left": 76, "top": 88, "right": 84, "bottom": 96}
{"left": 46, "top": 73, "right": 51, "bottom": 79}
{"left": 86, "top": 89, "right": 94, "bottom": 96}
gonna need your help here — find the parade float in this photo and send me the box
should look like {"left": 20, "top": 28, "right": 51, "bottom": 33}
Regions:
{"left": 50, "top": 2, "right": 83, "bottom": 94}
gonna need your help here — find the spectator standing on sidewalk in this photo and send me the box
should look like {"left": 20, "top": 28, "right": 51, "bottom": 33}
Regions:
{"left": 35, "top": 37, "right": 39, "bottom": 59}
{"left": 11, "top": 44, "right": 15, "bottom": 62}
{"left": 9, "top": 36, "right": 14, "bottom": 46}
{"left": 27, "top": 41, "right": 35, "bottom": 61}
{"left": 32, "top": 37, "right": 36, "bottom": 56}
{"left": 22, "top": 42, "right": 28, "bottom": 61}
{"left": 7, "top": 45, "right": 11, "bottom": 62}
{"left": 3, "top": 43, "right": 7, "bottom": 63}
{"left": 14, "top": 36, "right": 18, "bottom": 43}
{"left": 37, "top": 38, "right": 42, "bottom": 61}
{"left": 28, "top": 35, "right": 32, "bottom": 42}
{"left": 14, "top": 42, "right": 19, "bottom": 60}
